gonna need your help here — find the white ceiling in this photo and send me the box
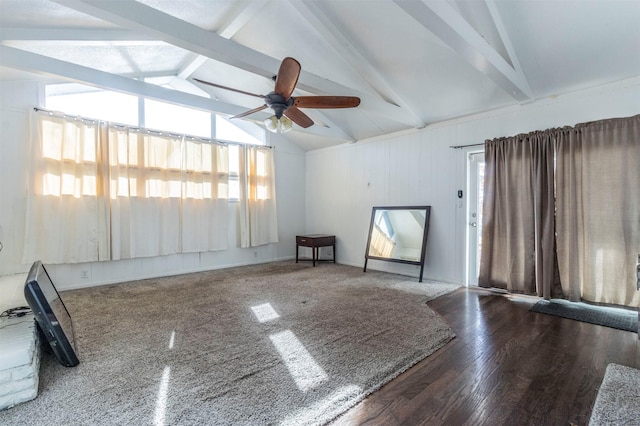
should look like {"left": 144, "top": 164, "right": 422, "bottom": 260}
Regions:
{"left": 1, "top": 0, "right": 639, "bottom": 150}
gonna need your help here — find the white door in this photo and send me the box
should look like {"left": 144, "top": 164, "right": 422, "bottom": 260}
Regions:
{"left": 467, "top": 152, "right": 485, "bottom": 286}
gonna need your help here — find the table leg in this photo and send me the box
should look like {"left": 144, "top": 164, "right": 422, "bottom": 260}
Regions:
{"left": 313, "top": 246, "right": 317, "bottom": 267}
{"left": 296, "top": 244, "right": 299, "bottom": 263}
{"left": 333, "top": 244, "right": 336, "bottom": 263}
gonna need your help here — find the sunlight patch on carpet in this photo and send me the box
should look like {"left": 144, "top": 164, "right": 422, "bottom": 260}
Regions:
{"left": 251, "top": 303, "right": 280, "bottom": 323}
{"left": 168, "top": 331, "right": 175, "bottom": 349}
{"left": 154, "top": 366, "right": 171, "bottom": 426}
{"left": 270, "top": 330, "right": 328, "bottom": 392}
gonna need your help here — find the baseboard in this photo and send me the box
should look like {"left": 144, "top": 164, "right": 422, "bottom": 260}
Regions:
{"left": 58, "top": 256, "right": 296, "bottom": 291}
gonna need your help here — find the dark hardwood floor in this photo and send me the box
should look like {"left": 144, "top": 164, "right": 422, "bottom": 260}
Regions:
{"left": 333, "top": 288, "right": 640, "bottom": 426}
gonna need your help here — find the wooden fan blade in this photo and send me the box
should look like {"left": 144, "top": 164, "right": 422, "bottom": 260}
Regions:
{"left": 274, "top": 57, "right": 301, "bottom": 99}
{"left": 193, "top": 78, "right": 265, "bottom": 99}
{"left": 294, "top": 96, "right": 361, "bottom": 109}
{"left": 230, "top": 104, "right": 268, "bottom": 119}
{"left": 284, "top": 106, "right": 314, "bottom": 128}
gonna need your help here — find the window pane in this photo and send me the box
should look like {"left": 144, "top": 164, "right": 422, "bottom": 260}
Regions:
{"left": 46, "top": 84, "right": 138, "bottom": 126}
{"left": 145, "top": 99, "right": 211, "bottom": 138}
{"left": 216, "top": 115, "right": 263, "bottom": 145}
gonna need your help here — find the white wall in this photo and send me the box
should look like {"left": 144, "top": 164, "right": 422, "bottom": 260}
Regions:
{"left": 0, "top": 74, "right": 306, "bottom": 290}
{"left": 306, "top": 77, "right": 640, "bottom": 284}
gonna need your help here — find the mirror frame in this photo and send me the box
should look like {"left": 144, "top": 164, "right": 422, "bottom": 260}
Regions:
{"left": 363, "top": 205, "right": 431, "bottom": 282}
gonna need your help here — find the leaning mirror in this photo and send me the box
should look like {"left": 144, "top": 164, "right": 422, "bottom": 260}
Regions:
{"left": 363, "top": 206, "right": 431, "bottom": 282}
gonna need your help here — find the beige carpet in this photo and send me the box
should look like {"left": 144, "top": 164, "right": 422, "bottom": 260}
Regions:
{"left": 589, "top": 363, "right": 640, "bottom": 425}
{"left": 0, "top": 262, "right": 459, "bottom": 425}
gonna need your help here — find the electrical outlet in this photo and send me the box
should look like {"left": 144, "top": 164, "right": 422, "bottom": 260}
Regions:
{"left": 80, "top": 270, "right": 89, "bottom": 279}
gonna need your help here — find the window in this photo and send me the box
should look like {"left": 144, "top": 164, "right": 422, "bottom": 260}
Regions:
{"left": 37, "top": 84, "right": 276, "bottom": 258}
{"left": 25, "top": 110, "right": 232, "bottom": 263}
{"left": 108, "top": 128, "right": 184, "bottom": 199}
{"left": 40, "top": 116, "right": 98, "bottom": 197}
{"left": 46, "top": 83, "right": 271, "bottom": 142}
{"left": 215, "top": 115, "right": 264, "bottom": 145}
{"left": 216, "top": 115, "right": 264, "bottom": 200}
{"left": 144, "top": 99, "right": 211, "bottom": 138}
{"left": 46, "top": 84, "right": 138, "bottom": 126}
{"left": 45, "top": 84, "right": 266, "bottom": 191}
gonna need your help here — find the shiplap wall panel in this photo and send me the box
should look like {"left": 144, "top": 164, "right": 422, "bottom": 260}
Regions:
{"left": 0, "top": 84, "right": 33, "bottom": 276}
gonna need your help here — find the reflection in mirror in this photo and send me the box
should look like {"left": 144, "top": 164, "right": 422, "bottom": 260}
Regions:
{"left": 364, "top": 206, "right": 431, "bottom": 282}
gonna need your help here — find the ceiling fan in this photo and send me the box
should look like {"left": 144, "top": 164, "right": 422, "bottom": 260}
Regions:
{"left": 194, "top": 57, "right": 360, "bottom": 133}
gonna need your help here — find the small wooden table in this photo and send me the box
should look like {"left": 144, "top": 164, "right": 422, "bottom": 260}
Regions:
{"left": 296, "top": 234, "right": 336, "bottom": 267}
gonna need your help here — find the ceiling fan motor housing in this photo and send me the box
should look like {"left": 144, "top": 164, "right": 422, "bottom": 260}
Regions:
{"left": 265, "top": 92, "right": 294, "bottom": 118}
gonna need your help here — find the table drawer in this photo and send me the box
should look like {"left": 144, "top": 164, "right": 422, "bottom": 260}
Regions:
{"left": 296, "top": 236, "right": 335, "bottom": 246}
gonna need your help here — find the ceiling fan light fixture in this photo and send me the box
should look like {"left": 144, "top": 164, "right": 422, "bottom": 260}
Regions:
{"left": 264, "top": 115, "right": 293, "bottom": 133}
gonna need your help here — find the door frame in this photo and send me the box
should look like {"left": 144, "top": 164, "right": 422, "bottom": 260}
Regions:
{"left": 466, "top": 150, "right": 484, "bottom": 286}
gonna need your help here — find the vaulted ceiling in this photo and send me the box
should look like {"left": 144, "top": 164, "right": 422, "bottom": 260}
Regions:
{"left": 1, "top": 0, "right": 639, "bottom": 150}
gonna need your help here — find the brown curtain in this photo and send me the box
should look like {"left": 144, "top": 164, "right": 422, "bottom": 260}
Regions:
{"left": 556, "top": 115, "right": 640, "bottom": 307}
{"left": 478, "top": 131, "right": 557, "bottom": 297}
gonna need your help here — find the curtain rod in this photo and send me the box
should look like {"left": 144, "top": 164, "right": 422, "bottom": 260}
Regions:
{"left": 34, "top": 106, "right": 101, "bottom": 123}
{"left": 32, "top": 107, "right": 273, "bottom": 149}
{"left": 449, "top": 143, "right": 484, "bottom": 149}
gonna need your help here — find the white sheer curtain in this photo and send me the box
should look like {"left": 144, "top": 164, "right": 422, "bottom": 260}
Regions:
{"left": 181, "top": 138, "right": 229, "bottom": 253}
{"left": 108, "top": 128, "right": 229, "bottom": 258}
{"left": 108, "top": 127, "right": 182, "bottom": 259}
{"left": 25, "top": 111, "right": 251, "bottom": 264}
{"left": 238, "top": 145, "right": 279, "bottom": 247}
{"left": 23, "top": 111, "right": 109, "bottom": 264}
